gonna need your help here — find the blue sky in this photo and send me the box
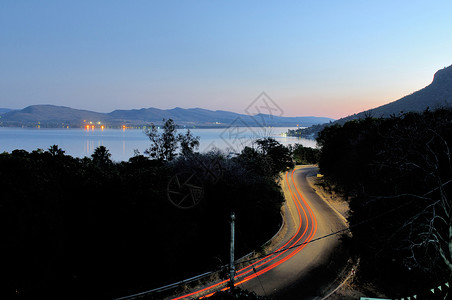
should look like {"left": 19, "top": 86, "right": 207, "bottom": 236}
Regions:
{"left": 1, "top": 0, "right": 451, "bottom": 119}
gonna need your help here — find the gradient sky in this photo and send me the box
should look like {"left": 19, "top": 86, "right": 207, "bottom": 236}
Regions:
{"left": 1, "top": 1, "right": 452, "bottom": 119}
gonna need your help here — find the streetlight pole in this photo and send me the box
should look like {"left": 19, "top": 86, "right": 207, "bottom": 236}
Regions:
{"left": 229, "top": 212, "right": 236, "bottom": 292}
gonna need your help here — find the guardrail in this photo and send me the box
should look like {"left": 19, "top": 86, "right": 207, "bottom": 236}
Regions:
{"left": 114, "top": 212, "right": 287, "bottom": 300}
{"left": 114, "top": 271, "right": 216, "bottom": 300}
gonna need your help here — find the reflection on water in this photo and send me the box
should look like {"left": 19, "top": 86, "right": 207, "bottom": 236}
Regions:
{"left": 84, "top": 139, "right": 104, "bottom": 156}
{"left": 0, "top": 127, "right": 316, "bottom": 162}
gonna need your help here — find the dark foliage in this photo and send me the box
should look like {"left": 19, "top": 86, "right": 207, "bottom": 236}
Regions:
{"left": 235, "top": 138, "right": 294, "bottom": 179}
{"left": 0, "top": 137, "right": 286, "bottom": 299}
{"left": 144, "top": 118, "right": 200, "bottom": 161}
{"left": 291, "top": 144, "right": 320, "bottom": 165}
{"left": 316, "top": 108, "right": 452, "bottom": 296}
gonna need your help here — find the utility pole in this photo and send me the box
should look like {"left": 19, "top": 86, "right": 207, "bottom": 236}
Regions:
{"left": 229, "top": 212, "right": 236, "bottom": 292}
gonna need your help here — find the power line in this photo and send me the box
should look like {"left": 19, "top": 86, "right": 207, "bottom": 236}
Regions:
{"left": 236, "top": 197, "right": 417, "bottom": 266}
{"left": 235, "top": 227, "right": 351, "bottom": 266}
{"left": 126, "top": 184, "right": 423, "bottom": 299}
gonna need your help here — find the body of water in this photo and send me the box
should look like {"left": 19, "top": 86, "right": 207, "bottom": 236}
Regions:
{"left": 0, "top": 127, "right": 316, "bottom": 161}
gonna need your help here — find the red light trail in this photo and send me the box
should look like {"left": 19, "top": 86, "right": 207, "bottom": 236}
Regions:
{"left": 172, "top": 168, "right": 318, "bottom": 300}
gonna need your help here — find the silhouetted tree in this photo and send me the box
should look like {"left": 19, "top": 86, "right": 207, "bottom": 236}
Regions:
{"left": 145, "top": 119, "right": 178, "bottom": 160}
{"left": 316, "top": 109, "right": 452, "bottom": 295}
{"left": 255, "top": 138, "right": 294, "bottom": 176}
{"left": 178, "top": 129, "right": 200, "bottom": 157}
{"left": 145, "top": 119, "right": 199, "bottom": 160}
{"left": 91, "top": 145, "right": 112, "bottom": 167}
{"left": 47, "top": 144, "right": 65, "bottom": 157}
{"left": 292, "top": 144, "right": 319, "bottom": 165}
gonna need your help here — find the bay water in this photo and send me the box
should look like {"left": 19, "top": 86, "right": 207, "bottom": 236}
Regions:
{"left": 0, "top": 127, "right": 316, "bottom": 162}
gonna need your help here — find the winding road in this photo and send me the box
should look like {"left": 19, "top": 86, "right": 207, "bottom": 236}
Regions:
{"left": 171, "top": 166, "right": 348, "bottom": 300}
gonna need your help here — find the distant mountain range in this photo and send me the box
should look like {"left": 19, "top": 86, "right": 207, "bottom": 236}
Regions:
{"left": 0, "top": 108, "right": 13, "bottom": 115}
{"left": 0, "top": 105, "right": 334, "bottom": 128}
{"left": 292, "top": 64, "right": 452, "bottom": 137}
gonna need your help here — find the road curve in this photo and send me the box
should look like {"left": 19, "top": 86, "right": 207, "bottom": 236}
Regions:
{"left": 171, "top": 166, "right": 347, "bottom": 300}
{"left": 243, "top": 166, "right": 348, "bottom": 299}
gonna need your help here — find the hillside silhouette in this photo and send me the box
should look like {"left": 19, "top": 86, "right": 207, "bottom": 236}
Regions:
{"left": 291, "top": 64, "right": 452, "bottom": 137}
{"left": 0, "top": 105, "right": 333, "bottom": 128}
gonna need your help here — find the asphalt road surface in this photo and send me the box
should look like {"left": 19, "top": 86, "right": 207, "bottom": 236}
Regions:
{"left": 172, "top": 166, "right": 348, "bottom": 300}
{"left": 242, "top": 166, "right": 349, "bottom": 299}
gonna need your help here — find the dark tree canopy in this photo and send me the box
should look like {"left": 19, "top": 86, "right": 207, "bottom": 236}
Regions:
{"left": 0, "top": 135, "right": 286, "bottom": 299}
{"left": 91, "top": 145, "right": 112, "bottom": 168}
{"left": 144, "top": 118, "right": 179, "bottom": 160}
{"left": 292, "top": 143, "right": 319, "bottom": 165}
{"left": 316, "top": 108, "right": 452, "bottom": 296}
{"left": 178, "top": 128, "right": 200, "bottom": 156}
{"left": 144, "top": 118, "right": 199, "bottom": 160}
{"left": 236, "top": 138, "right": 294, "bottom": 178}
